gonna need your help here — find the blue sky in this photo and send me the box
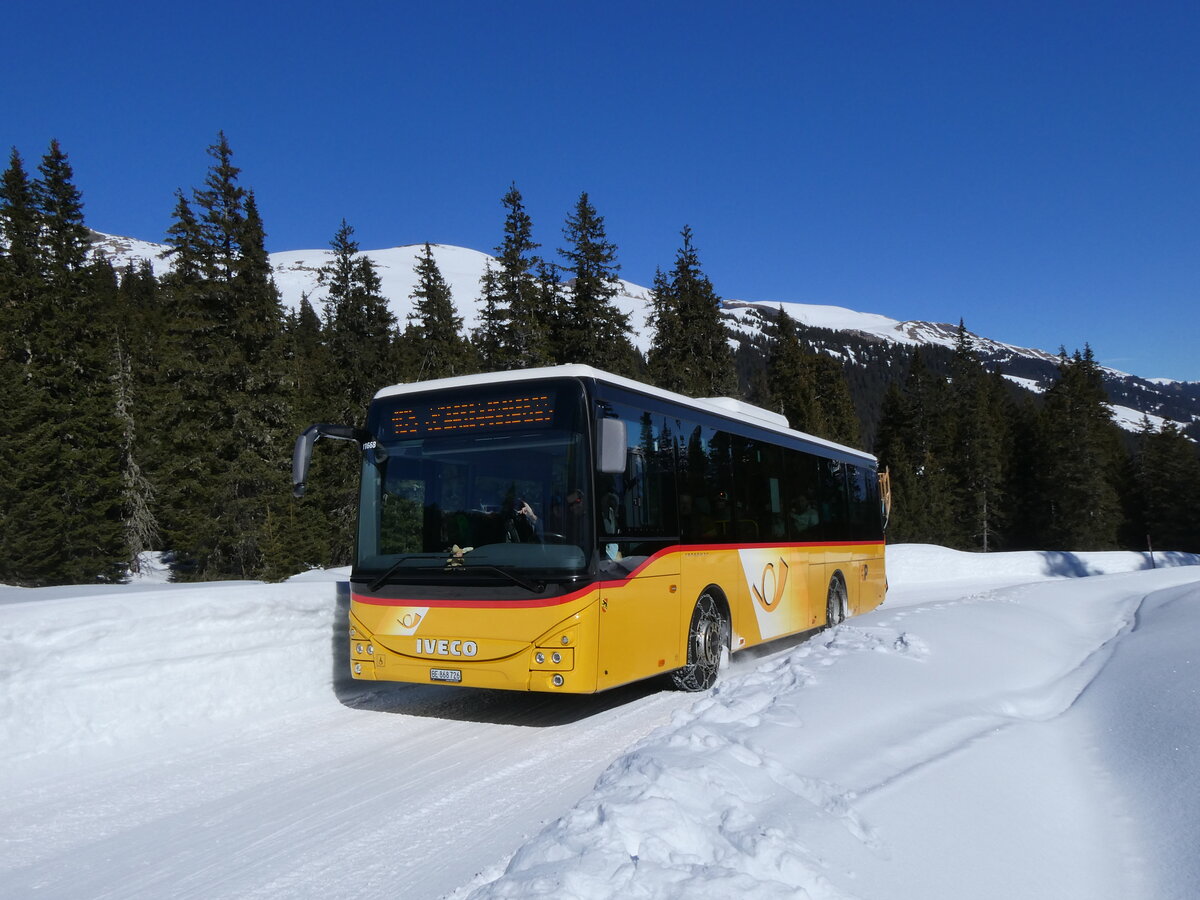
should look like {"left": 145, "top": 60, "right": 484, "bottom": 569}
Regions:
{"left": 6, "top": 1, "right": 1198, "bottom": 380}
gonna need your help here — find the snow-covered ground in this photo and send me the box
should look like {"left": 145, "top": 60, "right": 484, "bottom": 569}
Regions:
{"left": 3, "top": 545, "right": 1198, "bottom": 899}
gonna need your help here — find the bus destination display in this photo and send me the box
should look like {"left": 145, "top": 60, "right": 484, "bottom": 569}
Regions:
{"left": 390, "top": 393, "right": 555, "bottom": 437}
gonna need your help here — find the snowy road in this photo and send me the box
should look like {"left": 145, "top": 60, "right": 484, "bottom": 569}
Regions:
{"left": 2, "top": 604, "right": 694, "bottom": 899}
{"left": 3, "top": 546, "right": 1199, "bottom": 899}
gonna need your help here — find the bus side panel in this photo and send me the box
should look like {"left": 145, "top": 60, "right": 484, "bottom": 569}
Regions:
{"left": 854, "top": 544, "right": 887, "bottom": 615}
{"left": 731, "top": 546, "right": 821, "bottom": 647}
{"left": 807, "top": 545, "right": 831, "bottom": 627}
{"left": 822, "top": 543, "right": 887, "bottom": 618}
{"left": 677, "top": 548, "right": 749, "bottom": 653}
{"left": 826, "top": 545, "right": 862, "bottom": 617}
{"left": 596, "top": 571, "right": 682, "bottom": 692}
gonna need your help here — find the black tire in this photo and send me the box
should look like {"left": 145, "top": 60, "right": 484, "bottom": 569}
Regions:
{"left": 671, "top": 591, "right": 728, "bottom": 692}
{"left": 826, "top": 574, "right": 847, "bottom": 629}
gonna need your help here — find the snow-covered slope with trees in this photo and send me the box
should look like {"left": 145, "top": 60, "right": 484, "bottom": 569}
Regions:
{"left": 88, "top": 231, "right": 1199, "bottom": 437}
{"left": 82, "top": 232, "right": 1066, "bottom": 367}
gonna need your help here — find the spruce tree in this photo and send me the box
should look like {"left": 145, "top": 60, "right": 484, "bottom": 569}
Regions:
{"left": 474, "top": 261, "right": 505, "bottom": 370}
{"left": 555, "top": 192, "right": 637, "bottom": 374}
{"left": 945, "top": 323, "right": 1009, "bottom": 550}
{"left": 763, "top": 306, "right": 859, "bottom": 444}
{"left": 765, "top": 306, "right": 806, "bottom": 418}
{"left": 873, "top": 349, "right": 957, "bottom": 545}
{"left": 804, "top": 353, "right": 862, "bottom": 447}
{"left": 0, "top": 142, "right": 126, "bottom": 583}
{"left": 0, "top": 149, "right": 44, "bottom": 583}
{"left": 408, "top": 243, "right": 473, "bottom": 379}
{"left": 33, "top": 140, "right": 91, "bottom": 276}
{"left": 308, "top": 220, "right": 399, "bottom": 565}
{"left": 319, "top": 219, "right": 398, "bottom": 420}
{"left": 646, "top": 226, "right": 736, "bottom": 397}
{"left": 285, "top": 292, "right": 327, "bottom": 425}
{"left": 156, "top": 134, "right": 293, "bottom": 580}
{"left": 490, "top": 183, "right": 553, "bottom": 369}
{"left": 535, "top": 258, "right": 566, "bottom": 363}
{"left": 1031, "top": 347, "right": 1125, "bottom": 549}
{"left": 46, "top": 148, "right": 125, "bottom": 582}
{"left": 276, "top": 292, "right": 337, "bottom": 572}
{"left": 1132, "top": 420, "right": 1200, "bottom": 552}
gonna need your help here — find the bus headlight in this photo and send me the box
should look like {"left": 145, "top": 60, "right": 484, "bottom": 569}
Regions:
{"left": 551, "top": 652, "right": 562, "bottom": 664}
{"left": 535, "top": 652, "right": 545, "bottom": 664}
{"left": 552, "top": 674, "right": 564, "bottom": 687}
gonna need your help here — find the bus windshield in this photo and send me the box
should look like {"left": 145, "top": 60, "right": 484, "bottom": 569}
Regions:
{"left": 355, "top": 379, "right": 592, "bottom": 582}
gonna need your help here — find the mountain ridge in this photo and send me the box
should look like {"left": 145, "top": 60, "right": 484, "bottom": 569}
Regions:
{"left": 88, "top": 231, "right": 1199, "bottom": 439}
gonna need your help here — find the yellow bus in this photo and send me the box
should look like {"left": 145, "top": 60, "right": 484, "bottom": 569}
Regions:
{"left": 292, "top": 365, "right": 887, "bottom": 693}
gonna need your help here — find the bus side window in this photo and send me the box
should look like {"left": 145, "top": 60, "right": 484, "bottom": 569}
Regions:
{"left": 597, "top": 406, "right": 678, "bottom": 552}
{"left": 681, "top": 425, "right": 733, "bottom": 543}
{"left": 848, "top": 464, "right": 882, "bottom": 541}
{"left": 732, "top": 436, "right": 782, "bottom": 541}
{"left": 784, "top": 449, "right": 821, "bottom": 541}
{"left": 819, "top": 458, "right": 850, "bottom": 542}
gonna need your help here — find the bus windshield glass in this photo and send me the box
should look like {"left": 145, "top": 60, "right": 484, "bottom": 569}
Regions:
{"left": 355, "top": 379, "right": 592, "bottom": 582}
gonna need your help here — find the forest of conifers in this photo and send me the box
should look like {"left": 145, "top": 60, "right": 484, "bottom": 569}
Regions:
{"left": 2, "top": 134, "right": 1197, "bottom": 586}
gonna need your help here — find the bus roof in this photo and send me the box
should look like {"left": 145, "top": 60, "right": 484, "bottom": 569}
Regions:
{"left": 373, "top": 364, "right": 877, "bottom": 466}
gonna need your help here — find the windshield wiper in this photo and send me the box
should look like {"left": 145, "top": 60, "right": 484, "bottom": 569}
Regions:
{"left": 368, "top": 557, "right": 546, "bottom": 593}
{"left": 366, "top": 555, "right": 450, "bottom": 591}
{"left": 449, "top": 564, "right": 546, "bottom": 594}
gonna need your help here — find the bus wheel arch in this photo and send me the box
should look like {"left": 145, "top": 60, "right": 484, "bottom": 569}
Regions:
{"left": 826, "top": 571, "right": 848, "bottom": 628}
{"left": 671, "top": 587, "right": 730, "bottom": 692}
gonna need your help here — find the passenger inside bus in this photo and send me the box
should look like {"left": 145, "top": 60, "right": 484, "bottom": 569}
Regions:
{"left": 789, "top": 495, "right": 819, "bottom": 535}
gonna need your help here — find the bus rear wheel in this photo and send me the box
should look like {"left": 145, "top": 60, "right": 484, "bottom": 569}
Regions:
{"left": 826, "top": 574, "right": 847, "bottom": 628}
{"left": 671, "top": 591, "right": 728, "bottom": 692}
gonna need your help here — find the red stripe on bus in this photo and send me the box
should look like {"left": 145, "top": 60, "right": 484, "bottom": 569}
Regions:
{"left": 352, "top": 540, "right": 885, "bottom": 608}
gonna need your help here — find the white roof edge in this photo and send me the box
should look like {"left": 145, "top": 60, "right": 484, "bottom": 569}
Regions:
{"left": 373, "top": 365, "right": 876, "bottom": 465}
{"left": 699, "top": 396, "right": 790, "bottom": 429}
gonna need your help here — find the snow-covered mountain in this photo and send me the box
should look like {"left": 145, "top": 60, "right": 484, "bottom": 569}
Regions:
{"left": 84, "top": 231, "right": 1054, "bottom": 362}
{"left": 89, "top": 231, "right": 1199, "bottom": 436}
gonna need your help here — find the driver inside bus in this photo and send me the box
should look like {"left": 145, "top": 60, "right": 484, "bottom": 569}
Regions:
{"left": 550, "top": 489, "right": 587, "bottom": 548}
{"left": 510, "top": 497, "right": 538, "bottom": 542}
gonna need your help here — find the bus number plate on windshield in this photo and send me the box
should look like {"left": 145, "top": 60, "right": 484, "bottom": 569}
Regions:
{"left": 430, "top": 668, "right": 462, "bottom": 683}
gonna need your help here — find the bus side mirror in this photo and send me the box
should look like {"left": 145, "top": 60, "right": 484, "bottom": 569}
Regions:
{"left": 597, "top": 418, "right": 627, "bottom": 474}
{"left": 292, "top": 423, "right": 365, "bottom": 498}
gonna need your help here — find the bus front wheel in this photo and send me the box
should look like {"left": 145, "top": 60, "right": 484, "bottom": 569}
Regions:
{"left": 671, "top": 591, "right": 728, "bottom": 692}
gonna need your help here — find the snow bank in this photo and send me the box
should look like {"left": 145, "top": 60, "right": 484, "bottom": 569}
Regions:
{"left": 461, "top": 552, "right": 1200, "bottom": 899}
{"left": 0, "top": 580, "right": 346, "bottom": 762}
{"left": 886, "top": 542, "right": 1195, "bottom": 584}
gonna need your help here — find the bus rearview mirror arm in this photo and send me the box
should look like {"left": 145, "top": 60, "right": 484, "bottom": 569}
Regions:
{"left": 292, "top": 423, "right": 368, "bottom": 498}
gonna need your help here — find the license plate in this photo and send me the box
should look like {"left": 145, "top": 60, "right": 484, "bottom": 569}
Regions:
{"left": 430, "top": 668, "right": 462, "bottom": 683}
